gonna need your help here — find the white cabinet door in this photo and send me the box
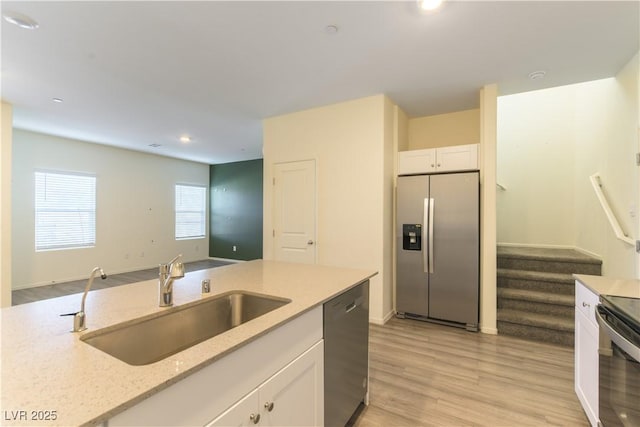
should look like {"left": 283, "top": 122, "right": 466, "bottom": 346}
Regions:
{"left": 575, "top": 282, "right": 599, "bottom": 427}
{"left": 436, "top": 144, "right": 478, "bottom": 172}
{"left": 398, "top": 149, "right": 436, "bottom": 175}
{"left": 398, "top": 144, "right": 479, "bottom": 175}
{"left": 206, "top": 389, "right": 260, "bottom": 427}
{"left": 261, "top": 341, "right": 324, "bottom": 427}
{"left": 207, "top": 341, "right": 324, "bottom": 427}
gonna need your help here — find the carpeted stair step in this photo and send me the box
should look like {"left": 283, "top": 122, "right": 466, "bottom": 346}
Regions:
{"left": 497, "top": 246, "right": 602, "bottom": 275}
{"left": 497, "top": 288, "right": 574, "bottom": 317}
{"left": 497, "top": 308, "right": 574, "bottom": 347}
{"left": 497, "top": 268, "right": 575, "bottom": 295}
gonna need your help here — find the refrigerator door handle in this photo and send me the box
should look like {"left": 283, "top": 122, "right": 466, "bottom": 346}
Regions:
{"left": 423, "top": 198, "right": 429, "bottom": 273}
{"left": 428, "top": 198, "right": 434, "bottom": 273}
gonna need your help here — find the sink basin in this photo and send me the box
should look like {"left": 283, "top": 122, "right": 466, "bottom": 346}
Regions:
{"left": 81, "top": 291, "right": 291, "bottom": 366}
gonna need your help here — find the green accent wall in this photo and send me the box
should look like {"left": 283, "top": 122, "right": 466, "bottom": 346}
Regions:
{"left": 209, "top": 159, "right": 263, "bottom": 260}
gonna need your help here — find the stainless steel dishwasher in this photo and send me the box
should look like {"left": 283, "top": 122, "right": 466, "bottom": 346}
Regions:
{"left": 323, "top": 280, "right": 369, "bottom": 427}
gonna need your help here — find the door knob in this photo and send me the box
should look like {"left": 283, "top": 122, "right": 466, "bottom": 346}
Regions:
{"left": 250, "top": 413, "right": 260, "bottom": 424}
{"left": 264, "top": 401, "right": 274, "bottom": 412}
{"left": 307, "top": 240, "right": 314, "bottom": 245}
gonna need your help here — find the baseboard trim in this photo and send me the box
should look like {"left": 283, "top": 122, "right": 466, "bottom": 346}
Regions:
{"left": 209, "top": 257, "right": 245, "bottom": 263}
{"left": 12, "top": 258, "right": 233, "bottom": 291}
{"left": 572, "top": 247, "right": 602, "bottom": 260}
{"left": 11, "top": 264, "right": 156, "bottom": 290}
{"left": 369, "top": 310, "right": 395, "bottom": 326}
{"left": 481, "top": 326, "right": 498, "bottom": 335}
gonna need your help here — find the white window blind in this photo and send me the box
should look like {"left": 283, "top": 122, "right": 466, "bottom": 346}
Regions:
{"left": 175, "top": 184, "right": 206, "bottom": 239}
{"left": 35, "top": 171, "right": 96, "bottom": 251}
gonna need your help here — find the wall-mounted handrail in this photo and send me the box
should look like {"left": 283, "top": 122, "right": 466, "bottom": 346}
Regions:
{"left": 589, "top": 173, "right": 634, "bottom": 246}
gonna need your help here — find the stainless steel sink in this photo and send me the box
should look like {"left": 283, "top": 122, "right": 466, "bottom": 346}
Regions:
{"left": 81, "top": 291, "right": 291, "bottom": 365}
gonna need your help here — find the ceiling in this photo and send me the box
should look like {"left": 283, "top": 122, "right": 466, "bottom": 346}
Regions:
{"left": 1, "top": 1, "right": 638, "bottom": 165}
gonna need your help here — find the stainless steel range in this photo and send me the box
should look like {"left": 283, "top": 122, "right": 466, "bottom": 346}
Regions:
{"left": 596, "top": 295, "right": 640, "bottom": 427}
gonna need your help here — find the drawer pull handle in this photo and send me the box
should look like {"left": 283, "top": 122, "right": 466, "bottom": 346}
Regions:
{"left": 582, "top": 302, "right": 590, "bottom": 308}
{"left": 264, "top": 401, "right": 274, "bottom": 412}
{"left": 250, "top": 413, "right": 260, "bottom": 424}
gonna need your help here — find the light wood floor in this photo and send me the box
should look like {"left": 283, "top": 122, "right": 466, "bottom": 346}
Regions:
{"left": 355, "top": 317, "right": 588, "bottom": 427}
{"left": 11, "top": 259, "right": 231, "bottom": 306}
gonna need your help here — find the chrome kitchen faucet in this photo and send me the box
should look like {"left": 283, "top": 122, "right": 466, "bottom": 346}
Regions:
{"left": 158, "top": 254, "right": 185, "bottom": 307}
{"left": 61, "top": 266, "right": 107, "bottom": 332}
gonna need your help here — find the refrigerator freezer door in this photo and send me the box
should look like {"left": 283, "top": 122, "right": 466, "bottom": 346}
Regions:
{"left": 396, "top": 175, "right": 430, "bottom": 317}
{"left": 428, "top": 172, "right": 479, "bottom": 327}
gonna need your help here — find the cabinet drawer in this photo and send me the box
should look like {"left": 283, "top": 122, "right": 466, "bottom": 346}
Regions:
{"left": 575, "top": 281, "right": 598, "bottom": 327}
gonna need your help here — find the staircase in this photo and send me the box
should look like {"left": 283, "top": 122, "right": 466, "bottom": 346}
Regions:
{"left": 497, "top": 246, "right": 602, "bottom": 347}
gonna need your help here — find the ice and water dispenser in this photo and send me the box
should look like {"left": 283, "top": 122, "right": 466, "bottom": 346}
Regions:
{"left": 402, "top": 224, "right": 422, "bottom": 251}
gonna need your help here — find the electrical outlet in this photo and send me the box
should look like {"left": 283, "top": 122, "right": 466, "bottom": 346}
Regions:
{"left": 233, "top": 245, "right": 237, "bottom": 252}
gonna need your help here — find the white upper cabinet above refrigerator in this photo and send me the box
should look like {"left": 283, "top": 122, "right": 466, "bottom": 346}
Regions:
{"left": 398, "top": 143, "right": 478, "bottom": 175}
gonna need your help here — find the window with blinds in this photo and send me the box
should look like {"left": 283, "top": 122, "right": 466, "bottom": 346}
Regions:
{"left": 175, "top": 184, "right": 206, "bottom": 239}
{"left": 35, "top": 171, "right": 96, "bottom": 251}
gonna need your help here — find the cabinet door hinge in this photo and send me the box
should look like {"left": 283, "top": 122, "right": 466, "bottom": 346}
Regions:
{"left": 273, "top": 177, "right": 275, "bottom": 185}
{"left": 273, "top": 229, "right": 275, "bottom": 237}
{"left": 636, "top": 153, "right": 640, "bottom": 166}
{"left": 636, "top": 240, "right": 640, "bottom": 253}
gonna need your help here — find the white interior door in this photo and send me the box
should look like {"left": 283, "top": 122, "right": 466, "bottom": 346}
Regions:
{"left": 273, "top": 160, "right": 316, "bottom": 264}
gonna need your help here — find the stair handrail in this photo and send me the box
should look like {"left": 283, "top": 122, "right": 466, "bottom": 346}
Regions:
{"left": 589, "top": 173, "right": 634, "bottom": 246}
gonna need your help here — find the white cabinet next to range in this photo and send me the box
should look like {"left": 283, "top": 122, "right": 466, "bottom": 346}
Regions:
{"left": 398, "top": 143, "right": 478, "bottom": 175}
{"left": 574, "top": 280, "right": 599, "bottom": 427}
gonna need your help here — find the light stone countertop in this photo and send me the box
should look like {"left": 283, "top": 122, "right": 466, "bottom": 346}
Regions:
{"left": 0, "top": 260, "right": 376, "bottom": 427}
{"left": 574, "top": 274, "right": 640, "bottom": 298}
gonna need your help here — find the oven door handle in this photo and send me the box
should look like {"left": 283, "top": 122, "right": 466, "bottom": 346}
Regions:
{"left": 595, "top": 308, "right": 640, "bottom": 363}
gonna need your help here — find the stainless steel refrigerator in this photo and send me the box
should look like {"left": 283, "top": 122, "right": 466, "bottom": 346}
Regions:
{"left": 396, "top": 171, "right": 479, "bottom": 331}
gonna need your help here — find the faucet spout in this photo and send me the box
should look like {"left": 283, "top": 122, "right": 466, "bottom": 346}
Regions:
{"left": 62, "top": 266, "right": 107, "bottom": 332}
{"left": 159, "top": 254, "right": 185, "bottom": 307}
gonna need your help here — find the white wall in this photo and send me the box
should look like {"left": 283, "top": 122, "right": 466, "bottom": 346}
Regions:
{"left": 382, "top": 97, "right": 395, "bottom": 322}
{"left": 497, "top": 87, "right": 577, "bottom": 246}
{"left": 1, "top": 102, "right": 12, "bottom": 306}
{"left": 12, "top": 130, "right": 210, "bottom": 289}
{"left": 480, "top": 85, "right": 498, "bottom": 334}
{"left": 574, "top": 53, "right": 638, "bottom": 277}
{"left": 497, "top": 52, "right": 639, "bottom": 278}
{"left": 408, "top": 109, "right": 480, "bottom": 150}
{"left": 263, "top": 95, "right": 395, "bottom": 324}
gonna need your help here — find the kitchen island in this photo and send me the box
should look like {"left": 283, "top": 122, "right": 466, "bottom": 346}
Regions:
{"left": 0, "top": 260, "right": 376, "bottom": 426}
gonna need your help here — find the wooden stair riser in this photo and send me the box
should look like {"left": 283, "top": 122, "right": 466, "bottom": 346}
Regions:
{"left": 497, "top": 321, "right": 574, "bottom": 347}
{"left": 497, "top": 258, "right": 601, "bottom": 275}
{"left": 497, "top": 276, "right": 574, "bottom": 295}
{"left": 498, "top": 298, "right": 574, "bottom": 317}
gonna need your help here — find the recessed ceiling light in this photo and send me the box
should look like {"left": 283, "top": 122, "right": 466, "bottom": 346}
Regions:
{"left": 179, "top": 135, "right": 191, "bottom": 143}
{"left": 2, "top": 11, "right": 39, "bottom": 29}
{"left": 325, "top": 25, "right": 339, "bottom": 35}
{"left": 52, "top": 98, "right": 63, "bottom": 103}
{"left": 528, "top": 70, "right": 546, "bottom": 80}
{"left": 417, "top": 0, "right": 444, "bottom": 11}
